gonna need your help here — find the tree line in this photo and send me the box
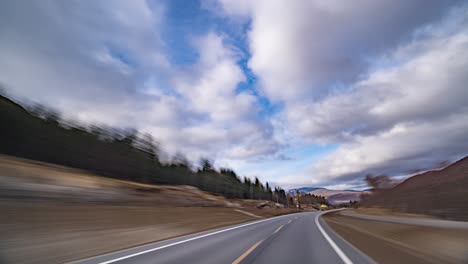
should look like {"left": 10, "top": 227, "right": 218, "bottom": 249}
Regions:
{"left": 0, "top": 95, "right": 290, "bottom": 204}
{"left": 299, "top": 193, "right": 327, "bottom": 205}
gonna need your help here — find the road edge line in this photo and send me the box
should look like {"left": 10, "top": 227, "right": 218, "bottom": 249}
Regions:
{"left": 319, "top": 216, "right": 377, "bottom": 264}
{"left": 315, "top": 210, "right": 353, "bottom": 264}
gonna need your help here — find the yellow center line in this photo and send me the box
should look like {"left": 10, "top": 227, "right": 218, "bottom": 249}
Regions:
{"left": 232, "top": 240, "right": 264, "bottom": 264}
{"left": 274, "top": 225, "right": 284, "bottom": 234}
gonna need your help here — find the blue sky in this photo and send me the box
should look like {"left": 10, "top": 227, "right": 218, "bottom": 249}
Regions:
{"left": 1, "top": 0, "right": 468, "bottom": 190}
{"left": 162, "top": 0, "right": 276, "bottom": 118}
{"left": 159, "top": 0, "right": 328, "bottom": 186}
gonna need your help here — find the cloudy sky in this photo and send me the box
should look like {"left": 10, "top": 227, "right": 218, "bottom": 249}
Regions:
{"left": 1, "top": 0, "right": 468, "bottom": 190}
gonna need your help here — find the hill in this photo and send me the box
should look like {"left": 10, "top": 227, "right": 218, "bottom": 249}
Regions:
{"left": 362, "top": 156, "right": 468, "bottom": 220}
{"left": 289, "top": 186, "right": 367, "bottom": 205}
{"left": 327, "top": 192, "right": 365, "bottom": 205}
{"left": 0, "top": 94, "right": 288, "bottom": 203}
{"left": 0, "top": 155, "right": 296, "bottom": 264}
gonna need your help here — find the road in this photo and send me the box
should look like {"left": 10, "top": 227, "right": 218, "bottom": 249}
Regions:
{"left": 72, "top": 210, "right": 374, "bottom": 264}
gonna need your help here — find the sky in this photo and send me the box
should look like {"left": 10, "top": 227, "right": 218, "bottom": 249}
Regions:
{"left": 1, "top": 0, "right": 468, "bottom": 190}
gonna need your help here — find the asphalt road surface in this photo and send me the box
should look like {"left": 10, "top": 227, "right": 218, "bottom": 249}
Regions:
{"left": 73, "top": 210, "right": 374, "bottom": 264}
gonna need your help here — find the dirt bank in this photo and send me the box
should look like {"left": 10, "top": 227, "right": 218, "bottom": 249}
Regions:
{"left": 324, "top": 212, "right": 468, "bottom": 264}
{"left": 0, "top": 155, "right": 297, "bottom": 263}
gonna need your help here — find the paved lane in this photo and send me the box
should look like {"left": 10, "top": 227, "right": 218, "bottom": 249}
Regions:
{"left": 73, "top": 211, "right": 374, "bottom": 264}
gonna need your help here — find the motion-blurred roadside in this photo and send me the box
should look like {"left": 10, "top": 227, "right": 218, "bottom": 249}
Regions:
{"left": 0, "top": 93, "right": 301, "bottom": 263}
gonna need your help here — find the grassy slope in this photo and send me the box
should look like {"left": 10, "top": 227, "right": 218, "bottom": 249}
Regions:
{"left": 0, "top": 155, "right": 297, "bottom": 264}
{"left": 0, "top": 95, "right": 275, "bottom": 200}
{"left": 361, "top": 157, "right": 468, "bottom": 220}
{"left": 324, "top": 212, "right": 468, "bottom": 264}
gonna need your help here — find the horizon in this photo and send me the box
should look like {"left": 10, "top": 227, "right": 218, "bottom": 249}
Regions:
{"left": 2, "top": 0, "right": 468, "bottom": 190}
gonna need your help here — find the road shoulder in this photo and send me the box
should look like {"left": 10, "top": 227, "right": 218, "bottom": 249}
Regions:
{"left": 323, "top": 211, "right": 468, "bottom": 264}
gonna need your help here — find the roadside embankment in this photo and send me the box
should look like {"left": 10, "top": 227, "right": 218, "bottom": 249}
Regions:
{"left": 323, "top": 210, "right": 468, "bottom": 264}
{"left": 0, "top": 155, "right": 297, "bottom": 263}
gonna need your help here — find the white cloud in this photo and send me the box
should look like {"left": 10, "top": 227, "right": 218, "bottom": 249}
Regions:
{"left": 285, "top": 19, "right": 468, "bottom": 143}
{"left": 2, "top": 0, "right": 468, "bottom": 189}
{"left": 275, "top": 8, "right": 468, "bottom": 186}
{"left": 297, "top": 111, "right": 468, "bottom": 185}
{"left": 0, "top": 0, "right": 280, "bottom": 167}
{"left": 217, "top": 0, "right": 468, "bottom": 187}
{"left": 93, "top": 48, "right": 132, "bottom": 75}
{"left": 159, "top": 32, "right": 280, "bottom": 161}
{"left": 218, "top": 0, "right": 459, "bottom": 102}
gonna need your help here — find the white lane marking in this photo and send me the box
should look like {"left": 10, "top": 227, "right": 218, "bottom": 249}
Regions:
{"left": 91, "top": 214, "right": 297, "bottom": 264}
{"left": 315, "top": 211, "right": 353, "bottom": 264}
{"left": 273, "top": 225, "right": 284, "bottom": 234}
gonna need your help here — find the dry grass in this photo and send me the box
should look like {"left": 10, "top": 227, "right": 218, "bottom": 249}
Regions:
{"left": 0, "top": 155, "right": 296, "bottom": 263}
{"left": 0, "top": 155, "right": 231, "bottom": 207}
{"left": 354, "top": 207, "right": 435, "bottom": 219}
{"left": 361, "top": 156, "right": 468, "bottom": 221}
{"left": 324, "top": 212, "right": 468, "bottom": 264}
{"left": 0, "top": 202, "right": 256, "bottom": 263}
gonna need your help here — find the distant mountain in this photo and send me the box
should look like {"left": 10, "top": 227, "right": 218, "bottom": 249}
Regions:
{"left": 327, "top": 193, "right": 365, "bottom": 205}
{"left": 288, "top": 187, "right": 325, "bottom": 194}
{"left": 362, "top": 156, "right": 468, "bottom": 220}
{"left": 289, "top": 186, "right": 368, "bottom": 205}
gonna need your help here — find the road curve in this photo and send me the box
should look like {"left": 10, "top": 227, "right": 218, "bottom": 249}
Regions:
{"left": 71, "top": 210, "right": 374, "bottom": 264}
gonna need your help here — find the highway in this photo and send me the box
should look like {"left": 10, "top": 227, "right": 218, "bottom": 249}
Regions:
{"left": 73, "top": 210, "right": 374, "bottom": 264}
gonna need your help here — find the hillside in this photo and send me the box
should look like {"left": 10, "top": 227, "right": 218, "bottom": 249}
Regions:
{"left": 0, "top": 155, "right": 228, "bottom": 207}
{"left": 290, "top": 187, "right": 366, "bottom": 205}
{"left": 327, "top": 192, "right": 365, "bottom": 205}
{"left": 0, "top": 94, "right": 287, "bottom": 203}
{"left": 362, "top": 156, "right": 468, "bottom": 220}
{"left": 0, "top": 155, "right": 296, "bottom": 264}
